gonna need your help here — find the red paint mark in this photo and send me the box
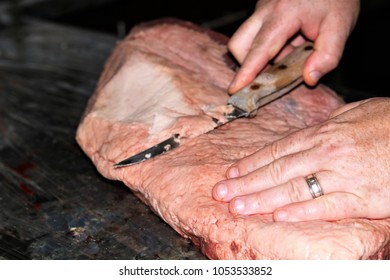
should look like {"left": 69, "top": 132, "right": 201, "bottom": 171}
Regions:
{"left": 14, "top": 162, "right": 35, "bottom": 178}
{"left": 33, "top": 203, "right": 42, "bottom": 210}
{"left": 15, "top": 162, "right": 37, "bottom": 200}
{"left": 14, "top": 162, "right": 44, "bottom": 211}
{"left": 19, "top": 183, "right": 34, "bottom": 196}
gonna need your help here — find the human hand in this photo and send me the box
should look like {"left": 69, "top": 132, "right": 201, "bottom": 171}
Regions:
{"left": 228, "top": 0, "right": 360, "bottom": 93}
{"left": 212, "top": 98, "right": 390, "bottom": 221}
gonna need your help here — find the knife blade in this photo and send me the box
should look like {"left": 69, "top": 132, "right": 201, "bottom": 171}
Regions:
{"left": 114, "top": 41, "right": 314, "bottom": 168}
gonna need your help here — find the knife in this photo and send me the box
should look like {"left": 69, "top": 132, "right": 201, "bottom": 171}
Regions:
{"left": 114, "top": 41, "right": 314, "bottom": 167}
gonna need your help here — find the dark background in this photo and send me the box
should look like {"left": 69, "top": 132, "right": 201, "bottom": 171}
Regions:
{"left": 0, "top": 0, "right": 388, "bottom": 260}
{"left": 0, "top": 0, "right": 388, "bottom": 100}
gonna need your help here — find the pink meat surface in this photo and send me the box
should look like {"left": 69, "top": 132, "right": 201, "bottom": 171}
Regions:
{"left": 76, "top": 19, "right": 390, "bottom": 259}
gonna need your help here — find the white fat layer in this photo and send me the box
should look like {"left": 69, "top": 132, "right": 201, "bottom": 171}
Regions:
{"left": 96, "top": 59, "right": 198, "bottom": 135}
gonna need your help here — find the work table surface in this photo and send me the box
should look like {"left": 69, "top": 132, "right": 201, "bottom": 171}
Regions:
{"left": 0, "top": 19, "right": 205, "bottom": 259}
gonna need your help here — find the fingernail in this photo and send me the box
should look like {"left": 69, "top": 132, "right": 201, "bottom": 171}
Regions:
{"left": 231, "top": 198, "right": 245, "bottom": 214}
{"left": 309, "top": 70, "right": 322, "bottom": 84}
{"left": 227, "top": 167, "right": 239, "bottom": 178}
{"left": 215, "top": 183, "right": 227, "bottom": 200}
{"left": 275, "top": 210, "right": 288, "bottom": 221}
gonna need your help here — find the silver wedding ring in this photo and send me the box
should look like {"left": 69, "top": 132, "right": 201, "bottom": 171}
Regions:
{"left": 306, "top": 174, "right": 324, "bottom": 199}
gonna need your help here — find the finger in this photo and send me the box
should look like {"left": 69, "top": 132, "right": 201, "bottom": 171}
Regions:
{"left": 228, "top": 14, "right": 264, "bottom": 64}
{"left": 229, "top": 16, "right": 301, "bottom": 93}
{"left": 226, "top": 127, "right": 316, "bottom": 179}
{"left": 228, "top": 171, "right": 337, "bottom": 215}
{"left": 273, "top": 192, "right": 364, "bottom": 222}
{"left": 228, "top": 176, "right": 311, "bottom": 215}
{"left": 303, "top": 19, "right": 350, "bottom": 86}
{"left": 213, "top": 147, "right": 324, "bottom": 202}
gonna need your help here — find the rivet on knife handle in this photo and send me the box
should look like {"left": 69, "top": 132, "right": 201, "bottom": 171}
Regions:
{"left": 114, "top": 134, "right": 180, "bottom": 168}
{"left": 228, "top": 41, "right": 314, "bottom": 115}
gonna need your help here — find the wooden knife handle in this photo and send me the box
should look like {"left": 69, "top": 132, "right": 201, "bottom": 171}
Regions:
{"left": 228, "top": 41, "right": 314, "bottom": 114}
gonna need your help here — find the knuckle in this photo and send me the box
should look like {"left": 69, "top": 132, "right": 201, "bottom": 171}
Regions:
{"left": 233, "top": 180, "right": 247, "bottom": 197}
{"left": 314, "top": 122, "right": 356, "bottom": 158}
{"left": 269, "top": 140, "right": 281, "bottom": 161}
{"left": 318, "top": 194, "right": 364, "bottom": 220}
{"left": 315, "top": 121, "right": 337, "bottom": 136}
{"left": 322, "top": 195, "right": 348, "bottom": 218}
{"left": 231, "top": 174, "right": 259, "bottom": 197}
{"left": 268, "top": 161, "right": 284, "bottom": 185}
{"left": 227, "top": 39, "right": 238, "bottom": 55}
{"left": 273, "top": 0, "right": 289, "bottom": 13}
{"left": 321, "top": 52, "right": 340, "bottom": 71}
{"left": 252, "top": 193, "right": 270, "bottom": 212}
{"left": 286, "top": 180, "right": 307, "bottom": 203}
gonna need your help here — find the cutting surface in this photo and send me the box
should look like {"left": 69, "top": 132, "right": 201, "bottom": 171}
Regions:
{"left": 0, "top": 19, "right": 205, "bottom": 259}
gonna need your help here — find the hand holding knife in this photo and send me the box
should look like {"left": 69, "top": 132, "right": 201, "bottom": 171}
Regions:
{"left": 114, "top": 42, "right": 314, "bottom": 167}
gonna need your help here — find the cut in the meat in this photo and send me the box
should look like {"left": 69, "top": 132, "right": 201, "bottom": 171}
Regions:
{"left": 76, "top": 18, "right": 390, "bottom": 259}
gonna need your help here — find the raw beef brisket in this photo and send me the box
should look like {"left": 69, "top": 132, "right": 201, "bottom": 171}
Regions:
{"left": 76, "top": 19, "right": 390, "bottom": 259}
